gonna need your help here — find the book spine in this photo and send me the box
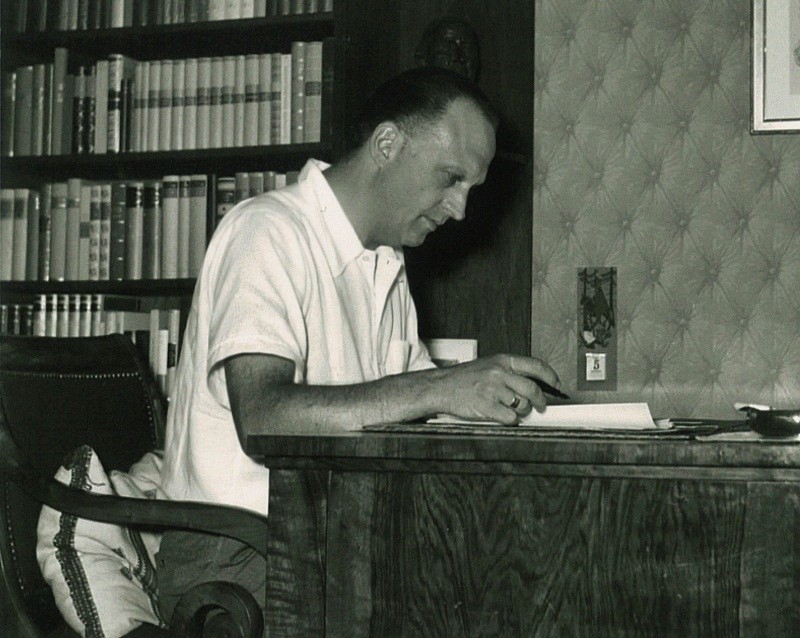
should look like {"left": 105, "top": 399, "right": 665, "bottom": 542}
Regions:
{"left": 188, "top": 174, "right": 207, "bottom": 276}
{"left": 196, "top": 57, "right": 211, "bottom": 148}
{"left": 1, "top": 72, "right": 15, "bottom": 156}
{"left": 71, "top": 66, "right": 86, "bottom": 154}
{"left": 142, "top": 180, "right": 162, "bottom": 279}
{"left": 42, "top": 63, "right": 54, "bottom": 155}
{"left": 159, "top": 59, "right": 173, "bottom": 151}
{"left": 290, "top": 41, "right": 305, "bottom": 144}
{"left": 79, "top": 294, "right": 92, "bottom": 336}
{"left": 49, "top": 183, "right": 68, "bottom": 280}
{"left": 33, "top": 295, "right": 47, "bottom": 336}
{"left": 161, "top": 175, "right": 179, "bottom": 278}
{"left": 68, "top": 293, "right": 80, "bottom": 337}
{"left": 78, "top": 183, "right": 92, "bottom": 280}
{"left": 82, "top": 66, "right": 95, "bottom": 154}
{"left": 220, "top": 56, "right": 235, "bottom": 148}
{"left": 254, "top": 0, "right": 267, "bottom": 17}
{"left": 13, "top": 66, "right": 33, "bottom": 156}
{"left": 209, "top": 57, "right": 224, "bottom": 148}
{"left": 11, "top": 189, "right": 29, "bottom": 280}
{"left": 0, "top": 190, "right": 15, "bottom": 280}
{"left": 38, "top": 183, "right": 52, "bottom": 280}
{"left": 208, "top": 0, "right": 226, "bottom": 20}
{"left": 257, "top": 53, "right": 271, "bottom": 145}
{"left": 88, "top": 184, "right": 102, "bottom": 280}
{"left": 125, "top": 182, "right": 144, "bottom": 279}
{"left": 107, "top": 55, "right": 123, "bottom": 153}
{"left": 91, "top": 293, "right": 104, "bottom": 336}
{"left": 303, "top": 41, "right": 322, "bottom": 143}
{"left": 166, "top": 308, "right": 180, "bottom": 398}
{"left": 182, "top": 57, "right": 198, "bottom": 150}
{"left": 320, "top": 36, "right": 335, "bottom": 146}
{"left": 147, "top": 60, "right": 161, "bottom": 152}
{"left": 233, "top": 55, "right": 246, "bottom": 147}
{"left": 25, "top": 189, "right": 40, "bottom": 280}
{"left": 177, "top": 175, "right": 191, "bottom": 277}
{"left": 269, "top": 52, "right": 282, "bottom": 145}
{"left": 65, "top": 178, "right": 81, "bottom": 279}
{"left": 94, "top": 58, "right": 109, "bottom": 153}
{"left": 279, "top": 53, "right": 291, "bottom": 144}
{"left": 56, "top": 293, "right": 69, "bottom": 337}
{"left": 171, "top": 59, "right": 185, "bottom": 151}
{"left": 110, "top": 0, "right": 124, "bottom": 26}
{"left": 31, "top": 64, "right": 47, "bottom": 156}
{"left": 243, "top": 55, "right": 259, "bottom": 147}
{"left": 62, "top": 74, "right": 75, "bottom": 156}
{"left": 248, "top": 171, "right": 264, "bottom": 197}
{"left": 241, "top": 0, "right": 255, "bottom": 18}
{"left": 234, "top": 172, "right": 249, "bottom": 203}
{"left": 99, "top": 182, "right": 111, "bottom": 279}
{"left": 215, "top": 176, "right": 236, "bottom": 228}
{"left": 51, "top": 48, "right": 69, "bottom": 154}
{"left": 109, "top": 181, "right": 127, "bottom": 280}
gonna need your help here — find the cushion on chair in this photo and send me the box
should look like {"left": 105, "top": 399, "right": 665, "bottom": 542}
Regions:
{"left": 37, "top": 446, "right": 167, "bottom": 638}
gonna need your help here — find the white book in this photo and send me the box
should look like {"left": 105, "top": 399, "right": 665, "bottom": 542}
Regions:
{"left": 156, "top": 327, "right": 169, "bottom": 393}
{"left": 257, "top": 53, "right": 272, "bottom": 146}
{"left": 177, "top": 175, "right": 191, "bottom": 277}
{"left": 56, "top": 294, "right": 69, "bottom": 337}
{"left": 290, "top": 42, "right": 305, "bottom": 144}
{"left": 161, "top": 175, "right": 179, "bottom": 278}
{"left": 138, "top": 61, "right": 150, "bottom": 153}
{"left": 147, "top": 60, "right": 161, "bottom": 152}
{"left": 208, "top": 0, "right": 227, "bottom": 20}
{"left": 244, "top": 55, "right": 260, "bottom": 146}
{"left": 182, "top": 58, "right": 198, "bottom": 151}
{"left": 159, "top": 60, "right": 173, "bottom": 151}
{"left": 221, "top": 56, "right": 236, "bottom": 148}
{"left": 188, "top": 175, "right": 207, "bottom": 276}
{"left": 196, "top": 58, "right": 211, "bottom": 149}
{"left": 68, "top": 294, "right": 80, "bottom": 337}
{"left": 209, "top": 57, "right": 224, "bottom": 148}
{"left": 171, "top": 59, "right": 185, "bottom": 151}
{"left": 233, "top": 55, "right": 246, "bottom": 147}
{"left": 303, "top": 41, "right": 323, "bottom": 142}
{"left": 110, "top": 0, "right": 124, "bottom": 27}
{"left": 225, "top": 0, "right": 241, "bottom": 19}
{"left": 94, "top": 59, "right": 109, "bottom": 153}
{"left": 132, "top": 61, "right": 144, "bottom": 152}
{"left": 80, "top": 294, "right": 92, "bottom": 336}
{"left": 241, "top": 0, "right": 255, "bottom": 18}
{"left": 280, "top": 53, "right": 292, "bottom": 144}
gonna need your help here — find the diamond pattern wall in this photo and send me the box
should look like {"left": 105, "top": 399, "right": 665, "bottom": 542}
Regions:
{"left": 533, "top": 0, "right": 800, "bottom": 418}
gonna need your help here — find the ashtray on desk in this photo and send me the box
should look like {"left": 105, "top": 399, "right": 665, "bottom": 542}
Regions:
{"left": 735, "top": 403, "right": 800, "bottom": 438}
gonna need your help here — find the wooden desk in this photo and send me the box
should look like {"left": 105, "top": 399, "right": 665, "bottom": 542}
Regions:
{"left": 246, "top": 430, "right": 800, "bottom": 636}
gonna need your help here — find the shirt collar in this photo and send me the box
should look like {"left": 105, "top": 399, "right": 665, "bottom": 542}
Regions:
{"left": 301, "top": 159, "right": 404, "bottom": 277}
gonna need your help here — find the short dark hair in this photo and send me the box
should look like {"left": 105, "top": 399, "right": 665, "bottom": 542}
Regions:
{"left": 345, "top": 66, "right": 499, "bottom": 153}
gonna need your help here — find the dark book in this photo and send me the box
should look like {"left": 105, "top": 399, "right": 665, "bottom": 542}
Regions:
{"left": 2, "top": 72, "right": 15, "bottom": 156}
{"left": 15, "top": 0, "right": 28, "bottom": 32}
{"left": 38, "top": 183, "right": 52, "bottom": 281}
{"left": 61, "top": 74, "right": 75, "bottom": 156}
{"left": 51, "top": 48, "right": 69, "bottom": 155}
{"left": 42, "top": 63, "right": 54, "bottom": 155}
{"left": 25, "top": 190, "right": 40, "bottom": 280}
{"left": 65, "top": 178, "right": 82, "bottom": 280}
{"left": 320, "top": 37, "right": 336, "bottom": 147}
{"left": 71, "top": 66, "right": 86, "bottom": 154}
{"left": 142, "top": 180, "right": 162, "bottom": 279}
{"left": 77, "top": 0, "right": 89, "bottom": 29}
{"left": 82, "top": 66, "right": 95, "bottom": 154}
{"left": 13, "top": 65, "right": 33, "bottom": 157}
{"left": 109, "top": 181, "right": 127, "bottom": 280}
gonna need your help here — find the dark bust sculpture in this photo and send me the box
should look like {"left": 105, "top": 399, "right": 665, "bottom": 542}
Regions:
{"left": 413, "top": 17, "right": 481, "bottom": 82}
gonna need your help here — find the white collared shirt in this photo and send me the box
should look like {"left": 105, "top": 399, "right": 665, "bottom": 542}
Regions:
{"left": 160, "top": 160, "right": 434, "bottom": 515}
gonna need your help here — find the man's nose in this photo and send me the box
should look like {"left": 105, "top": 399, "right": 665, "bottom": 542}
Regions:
{"left": 445, "top": 191, "right": 468, "bottom": 221}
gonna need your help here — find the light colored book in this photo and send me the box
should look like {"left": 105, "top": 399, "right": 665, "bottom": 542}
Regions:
{"left": 147, "top": 60, "right": 161, "bottom": 152}
{"left": 125, "top": 182, "right": 144, "bottom": 280}
{"left": 37, "top": 185, "right": 52, "bottom": 280}
{"left": 56, "top": 294, "right": 69, "bottom": 337}
{"left": 208, "top": 0, "right": 227, "bottom": 20}
{"left": 158, "top": 59, "right": 173, "bottom": 151}
{"left": 280, "top": 53, "right": 292, "bottom": 144}
{"left": 99, "top": 183, "right": 111, "bottom": 279}
{"left": 244, "top": 54, "right": 259, "bottom": 146}
{"left": 225, "top": 0, "right": 241, "bottom": 19}
{"left": 196, "top": 58, "right": 211, "bottom": 148}
{"left": 290, "top": 42, "right": 305, "bottom": 143}
{"left": 241, "top": 0, "right": 255, "bottom": 18}
{"left": 136, "top": 61, "right": 150, "bottom": 152}
{"left": 166, "top": 308, "right": 181, "bottom": 398}
{"left": 94, "top": 58, "right": 109, "bottom": 153}
{"left": 0, "top": 189, "right": 15, "bottom": 280}
{"left": 209, "top": 57, "right": 224, "bottom": 148}
{"left": 221, "top": 56, "right": 236, "bottom": 148}
{"left": 269, "top": 52, "right": 282, "bottom": 144}
{"left": 303, "top": 41, "right": 323, "bottom": 143}
{"left": 161, "top": 175, "right": 179, "bottom": 278}
{"left": 49, "top": 183, "right": 68, "bottom": 281}
{"left": 188, "top": 175, "right": 207, "bottom": 276}
{"left": 182, "top": 58, "right": 198, "bottom": 151}
{"left": 177, "top": 175, "right": 191, "bottom": 277}
{"left": 233, "top": 55, "right": 246, "bottom": 147}
{"left": 31, "top": 64, "right": 47, "bottom": 156}
{"left": 257, "top": 53, "right": 272, "bottom": 145}
{"left": 171, "top": 59, "right": 185, "bottom": 151}
{"left": 68, "top": 294, "right": 80, "bottom": 337}
{"left": 142, "top": 181, "right": 162, "bottom": 279}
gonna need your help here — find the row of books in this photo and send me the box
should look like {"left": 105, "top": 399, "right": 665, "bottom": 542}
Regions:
{"left": 12, "top": 0, "right": 334, "bottom": 32}
{"left": 0, "top": 297, "right": 182, "bottom": 397}
{"left": 0, "top": 169, "right": 302, "bottom": 283}
{"left": 2, "top": 41, "right": 329, "bottom": 157}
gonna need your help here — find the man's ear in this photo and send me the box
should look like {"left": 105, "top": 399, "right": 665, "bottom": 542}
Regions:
{"left": 370, "top": 122, "right": 403, "bottom": 168}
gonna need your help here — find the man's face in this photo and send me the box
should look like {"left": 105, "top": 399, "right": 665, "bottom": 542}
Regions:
{"left": 378, "top": 98, "right": 496, "bottom": 247}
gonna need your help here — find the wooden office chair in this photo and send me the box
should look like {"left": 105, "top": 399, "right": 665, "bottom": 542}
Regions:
{"left": 0, "top": 334, "right": 267, "bottom": 638}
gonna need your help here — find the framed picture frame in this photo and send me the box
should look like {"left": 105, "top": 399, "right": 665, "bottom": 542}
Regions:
{"left": 751, "top": 0, "right": 800, "bottom": 133}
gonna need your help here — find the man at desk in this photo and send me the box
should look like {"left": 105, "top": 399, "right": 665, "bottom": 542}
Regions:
{"left": 157, "top": 67, "right": 562, "bottom": 622}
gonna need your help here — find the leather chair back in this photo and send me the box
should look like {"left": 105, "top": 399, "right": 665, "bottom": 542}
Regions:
{"left": 0, "top": 335, "right": 167, "bottom": 636}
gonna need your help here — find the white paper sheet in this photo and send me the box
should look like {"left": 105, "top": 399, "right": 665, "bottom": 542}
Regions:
{"left": 428, "top": 402, "right": 657, "bottom": 430}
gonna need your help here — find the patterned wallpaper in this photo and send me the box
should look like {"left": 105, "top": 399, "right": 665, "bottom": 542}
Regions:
{"left": 533, "top": 0, "right": 800, "bottom": 418}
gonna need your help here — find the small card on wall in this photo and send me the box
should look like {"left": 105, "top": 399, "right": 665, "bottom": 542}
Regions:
{"left": 424, "top": 338, "right": 478, "bottom": 367}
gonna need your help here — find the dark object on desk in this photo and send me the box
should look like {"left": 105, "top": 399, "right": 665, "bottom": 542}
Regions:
{"left": 535, "top": 378, "right": 570, "bottom": 400}
{"left": 738, "top": 404, "right": 800, "bottom": 438}
{"left": 0, "top": 334, "right": 266, "bottom": 638}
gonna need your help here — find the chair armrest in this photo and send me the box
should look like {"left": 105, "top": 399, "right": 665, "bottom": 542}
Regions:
{"left": 169, "top": 581, "right": 264, "bottom": 638}
{"left": 8, "top": 470, "right": 269, "bottom": 558}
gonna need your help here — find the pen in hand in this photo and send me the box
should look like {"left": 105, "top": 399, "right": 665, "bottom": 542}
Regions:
{"left": 534, "top": 379, "right": 570, "bottom": 400}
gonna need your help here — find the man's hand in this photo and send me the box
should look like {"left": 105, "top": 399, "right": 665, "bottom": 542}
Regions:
{"left": 431, "top": 354, "right": 562, "bottom": 424}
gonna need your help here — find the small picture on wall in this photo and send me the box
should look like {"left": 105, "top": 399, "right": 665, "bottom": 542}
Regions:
{"left": 752, "top": 0, "right": 800, "bottom": 132}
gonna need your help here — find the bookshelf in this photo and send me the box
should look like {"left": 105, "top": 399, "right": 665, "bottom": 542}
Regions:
{"left": 0, "top": 2, "right": 345, "bottom": 345}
